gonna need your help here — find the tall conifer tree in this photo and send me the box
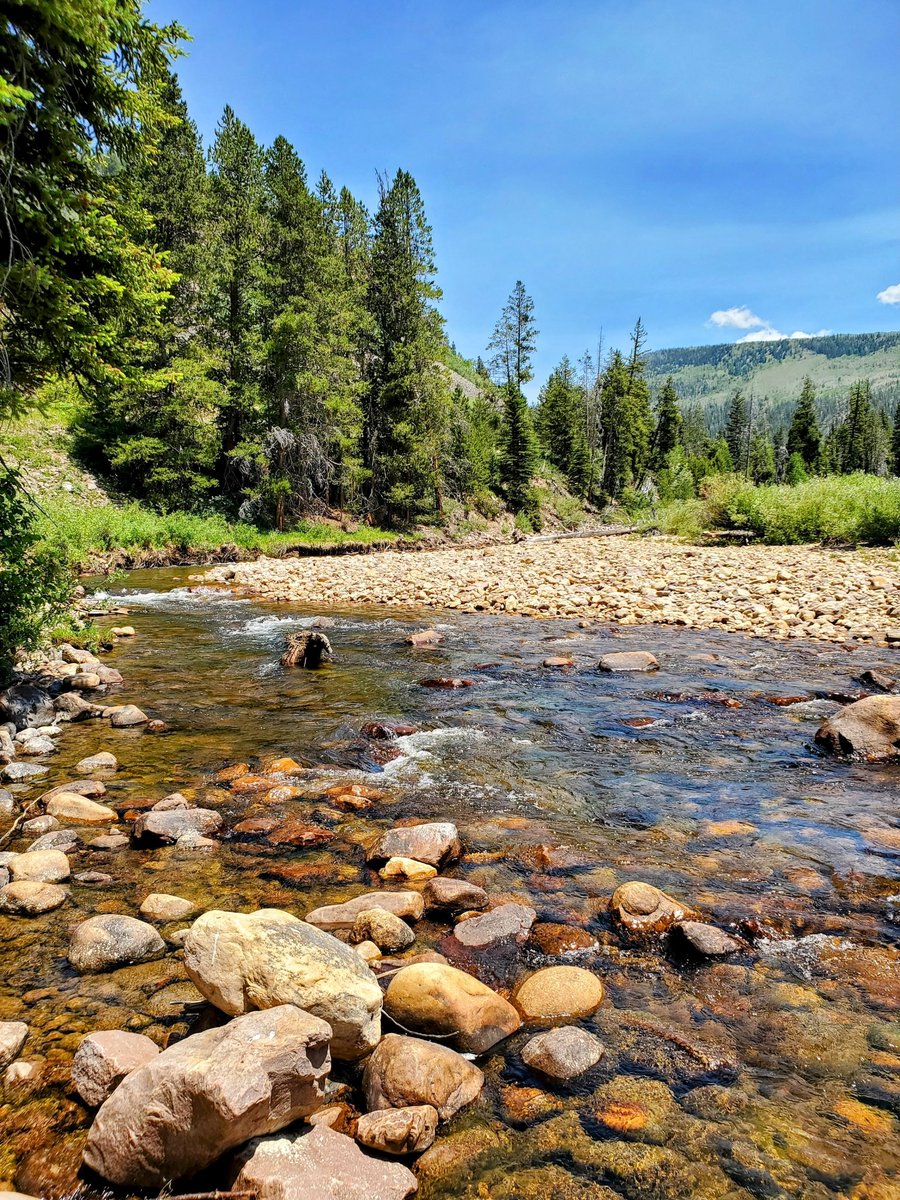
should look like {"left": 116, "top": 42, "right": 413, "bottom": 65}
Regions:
{"left": 786, "top": 377, "right": 822, "bottom": 470}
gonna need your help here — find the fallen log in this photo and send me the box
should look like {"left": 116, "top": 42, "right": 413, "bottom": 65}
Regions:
{"left": 280, "top": 631, "right": 333, "bottom": 669}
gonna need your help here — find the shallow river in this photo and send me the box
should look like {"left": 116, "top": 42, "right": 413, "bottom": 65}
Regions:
{"left": 1, "top": 566, "right": 898, "bottom": 1199}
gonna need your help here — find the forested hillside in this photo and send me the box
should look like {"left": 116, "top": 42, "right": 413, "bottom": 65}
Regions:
{"left": 646, "top": 332, "right": 900, "bottom": 430}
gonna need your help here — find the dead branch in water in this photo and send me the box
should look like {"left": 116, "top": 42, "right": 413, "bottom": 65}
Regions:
{"left": 280, "top": 631, "right": 333, "bottom": 669}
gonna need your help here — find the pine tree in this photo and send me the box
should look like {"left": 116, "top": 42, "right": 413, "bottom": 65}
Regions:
{"left": 892, "top": 407, "right": 900, "bottom": 475}
{"left": 835, "top": 380, "right": 881, "bottom": 473}
{"left": 598, "top": 350, "right": 631, "bottom": 498}
{"left": 624, "top": 318, "right": 654, "bottom": 484}
{"left": 366, "top": 170, "right": 449, "bottom": 523}
{"left": 748, "top": 432, "right": 776, "bottom": 483}
{"left": 724, "top": 391, "right": 749, "bottom": 472}
{"left": 81, "top": 70, "right": 223, "bottom": 510}
{"left": 535, "top": 355, "right": 589, "bottom": 493}
{"left": 488, "top": 283, "right": 540, "bottom": 514}
{"left": 208, "top": 106, "right": 267, "bottom": 499}
{"left": 651, "top": 376, "right": 682, "bottom": 469}
{"left": 786, "top": 377, "right": 821, "bottom": 469}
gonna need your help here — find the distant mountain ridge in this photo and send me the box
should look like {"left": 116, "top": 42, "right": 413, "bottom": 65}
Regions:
{"left": 645, "top": 330, "right": 900, "bottom": 429}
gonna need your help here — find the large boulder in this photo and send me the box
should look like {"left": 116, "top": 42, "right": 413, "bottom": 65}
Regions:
{"left": 384, "top": 962, "right": 520, "bottom": 1054}
{"left": 68, "top": 914, "right": 166, "bottom": 973}
{"left": 229, "top": 1125, "right": 417, "bottom": 1200}
{"left": 367, "top": 822, "right": 460, "bottom": 868}
{"left": 72, "top": 1030, "right": 160, "bottom": 1106}
{"left": 305, "top": 890, "right": 424, "bottom": 931}
{"left": 0, "top": 683, "right": 54, "bottom": 730}
{"left": 513, "top": 966, "right": 605, "bottom": 1022}
{"left": 184, "top": 909, "right": 382, "bottom": 1060}
{"left": 356, "top": 1105, "right": 437, "bottom": 1155}
{"left": 82, "top": 1006, "right": 331, "bottom": 1187}
{"left": 815, "top": 695, "right": 900, "bottom": 760}
{"left": 363, "top": 1033, "right": 483, "bottom": 1120}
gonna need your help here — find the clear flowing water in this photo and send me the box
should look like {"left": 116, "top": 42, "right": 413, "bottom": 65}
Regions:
{"left": 0, "top": 566, "right": 898, "bottom": 1199}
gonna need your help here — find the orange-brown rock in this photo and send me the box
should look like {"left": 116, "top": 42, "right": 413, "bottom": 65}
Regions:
{"left": 231, "top": 774, "right": 277, "bottom": 795}
{"left": 216, "top": 763, "right": 250, "bottom": 783}
{"left": 513, "top": 966, "right": 605, "bottom": 1022}
{"left": 610, "top": 881, "right": 696, "bottom": 939}
{"left": 264, "top": 785, "right": 305, "bottom": 803}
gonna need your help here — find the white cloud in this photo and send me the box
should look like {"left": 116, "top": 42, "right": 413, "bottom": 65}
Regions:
{"left": 736, "top": 326, "right": 784, "bottom": 343}
{"left": 789, "top": 329, "right": 831, "bottom": 339}
{"left": 709, "top": 305, "right": 765, "bottom": 330}
{"left": 877, "top": 283, "right": 900, "bottom": 305}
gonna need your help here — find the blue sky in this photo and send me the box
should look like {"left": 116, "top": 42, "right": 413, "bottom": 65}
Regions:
{"left": 150, "top": 0, "right": 900, "bottom": 392}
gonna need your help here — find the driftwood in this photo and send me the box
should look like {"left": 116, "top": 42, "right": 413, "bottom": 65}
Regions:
{"left": 280, "top": 631, "right": 333, "bottom": 669}
{"left": 524, "top": 523, "right": 637, "bottom": 543}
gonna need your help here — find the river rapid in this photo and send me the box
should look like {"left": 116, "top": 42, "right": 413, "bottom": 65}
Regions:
{"left": 0, "top": 565, "right": 898, "bottom": 1199}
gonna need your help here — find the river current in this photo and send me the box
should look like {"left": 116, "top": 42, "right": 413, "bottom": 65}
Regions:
{"left": 0, "top": 566, "right": 897, "bottom": 1199}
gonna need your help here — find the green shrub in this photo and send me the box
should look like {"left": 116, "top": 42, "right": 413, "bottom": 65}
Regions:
{"left": 0, "top": 470, "right": 73, "bottom": 679}
{"left": 701, "top": 472, "right": 900, "bottom": 544}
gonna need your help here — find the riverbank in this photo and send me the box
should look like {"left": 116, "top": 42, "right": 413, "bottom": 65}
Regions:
{"left": 206, "top": 534, "right": 900, "bottom": 644}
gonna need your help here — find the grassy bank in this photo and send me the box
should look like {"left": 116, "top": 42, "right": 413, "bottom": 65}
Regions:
{"left": 34, "top": 497, "right": 395, "bottom": 569}
{"left": 648, "top": 473, "right": 900, "bottom": 545}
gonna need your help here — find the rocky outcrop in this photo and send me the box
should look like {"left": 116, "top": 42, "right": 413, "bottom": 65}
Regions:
{"left": 82, "top": 1006, "right": 331, "bottom": 1187}
{"left": 68, "top": 914, "right": 166, "bottom": 973}
{"left": 384, "top": 962, "right": 520, "bottom": 1053}
{"left": 229, "top": 1125, "right": 417, "bottom": 1200}
{"left": 183, "top": 908, "right": 382, "bottom": 1059}
{"left": 363, "top": 1033, "right": 484, "bottom": 1120}
{"left": 815, "top": 695, "right": 900, "bottom": 760}
{"left": 72, "top": 1030, "right": 160, "bottom": 1106}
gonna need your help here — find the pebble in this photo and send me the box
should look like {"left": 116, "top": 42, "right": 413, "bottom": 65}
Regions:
{"left": 205, "top": 538, "right": 900, "bottom": 644}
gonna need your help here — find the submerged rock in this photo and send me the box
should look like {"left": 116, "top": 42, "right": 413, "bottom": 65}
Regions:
{"left": 229, "top": 1125, "right": 417, "bottom": 1200}
{"left": 68, "top": 914, "right": 166, "bottom": 973}
{"left": 521, "top": 1026, "right": 604, "bottom": 1082}
{"left": 184, "top": 908, "right": 382, "bottom": 1059}
{"left": 75, "top": 752, "right": 118, "bottom": 773}
{"left": 139, "top": 893, "right": 198, "bottom": 922}
{"left": 82, "top": 1005, "right": 331, "bottom": 1187}
{"left": 448, "top": 902, "right": 536, "bottom": 951}
{"left": 815, "top": 695, "right": 900, "bottom": 760}
{"left": 513, "top": 966, "right": 605, "bottom": 1022}
{"left": 305, "top": 889, "right": 424, "bottom": 930}
{"left": 384, "top": 961, "right": 520, "bottom": 1054}
{"left": 72, "top": 1030, "right": 160, "bottom": 1107}
{"left": 610, "top": 881, "right": 695, "bottom": 939}
{"left": 597, "top": 650, "right": 659, "bottom": 672}
{"left": 674, "top": 920, "right": 744, "bottom": 957}
{"left": 423, "top": 877, "right": 489, "bottom": 913}
{"left": 108, "top": 704, "right": 149, "bottom": 728}
{"left": 363, "top": 1033, "right": 484, "bottom": 1119}
{"left": 46, "top": 792, "right": 116, "bottom": 824}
